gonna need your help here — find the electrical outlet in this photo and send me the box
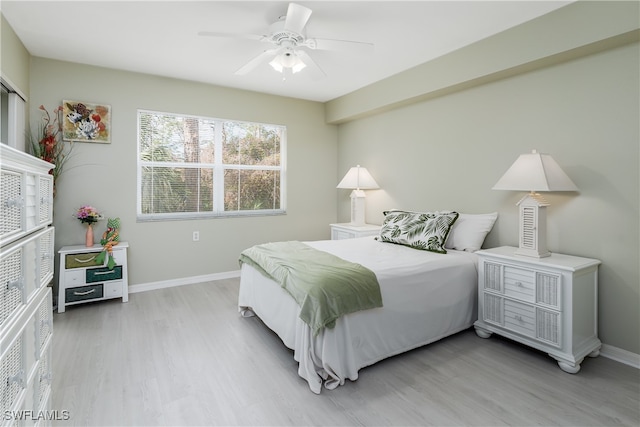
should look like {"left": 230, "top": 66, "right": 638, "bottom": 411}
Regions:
{"left": 192, "top": 231, "right": 200, "bottom": 241}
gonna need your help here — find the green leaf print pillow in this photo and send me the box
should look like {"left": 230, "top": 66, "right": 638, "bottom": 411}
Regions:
{"left": 378, "top": 210, "right": 459, "bottom": 254}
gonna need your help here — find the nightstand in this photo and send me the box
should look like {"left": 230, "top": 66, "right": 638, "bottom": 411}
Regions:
{"left": 58, "top": 242, "right": 129, "bottom": 313}
{"left": 330, "top": 223, "right": 381, "bottom": 240}
{"left": 474, "top": 246, "right": 601, "bottom": 373}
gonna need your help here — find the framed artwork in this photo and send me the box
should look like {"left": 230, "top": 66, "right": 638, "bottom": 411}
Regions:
{"left": 62, "top": 100, "right": 111, "bottom": 143}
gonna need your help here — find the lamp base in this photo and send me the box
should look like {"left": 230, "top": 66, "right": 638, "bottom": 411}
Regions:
{"left": 515, "top": 247, "right": 551, "bottom": 258}
{"left": 349, "top": 190, "right": 366, "bottom": 226}
{"left": 516, "top": 193, "right": 551, "bottom": 258}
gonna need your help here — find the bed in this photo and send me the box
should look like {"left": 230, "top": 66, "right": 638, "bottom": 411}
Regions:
{"left": 238, "top": 210, "right": 497, "bottom": 393}
{"left": 239, "top": 237, "right": 482, "bottom": 393}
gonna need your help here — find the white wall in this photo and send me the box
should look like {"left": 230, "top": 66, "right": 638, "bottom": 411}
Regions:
{"left": 29, "top": 58, "right": 337, "bottom": 286}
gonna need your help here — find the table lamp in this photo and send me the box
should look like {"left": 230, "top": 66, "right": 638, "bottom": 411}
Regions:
{"left": 337, "top": 165, "right": 379, "bottom": 226}
{"left": 493, "top": 149, "right": 578, "bottom": 258}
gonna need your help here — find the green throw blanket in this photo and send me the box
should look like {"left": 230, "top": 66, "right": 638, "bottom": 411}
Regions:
{"left": 239, "top": 241, "right": 382, "bottom": 336}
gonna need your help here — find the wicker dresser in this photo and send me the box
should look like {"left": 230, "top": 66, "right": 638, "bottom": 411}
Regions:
{"left": 474, "top": 246, "right": 601, "bottom": 374}
{"left": 1, "top": 144, "right": 55, "bottom": 425}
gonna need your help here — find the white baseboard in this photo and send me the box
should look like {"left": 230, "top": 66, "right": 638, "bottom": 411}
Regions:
{"left": 128, "top": 272, "right": 640, "bottom": 370}
{"left": 600, "top": 344, "right": 640, "bottom": 369}
{"left": 128, "top": 270, "right": 240, "bottom": 294}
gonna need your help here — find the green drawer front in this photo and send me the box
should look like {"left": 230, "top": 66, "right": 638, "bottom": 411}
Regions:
{"left": 86, "top": 266, "right": 122, "bottom": 283}
{"left": 65, "top": 284, "right": 103, "bottom": 303}
{"left": 65, "top": 252, "right": 102, "bottom": 269}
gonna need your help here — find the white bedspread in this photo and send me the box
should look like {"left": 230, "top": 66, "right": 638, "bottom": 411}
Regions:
{"left": 238, "top": 236, "right": 478, "bottom": 393}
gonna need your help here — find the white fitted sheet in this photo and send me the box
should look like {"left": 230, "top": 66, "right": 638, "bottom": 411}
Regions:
{"left": 238, "top": 236, "right": 478, "bottom": 393}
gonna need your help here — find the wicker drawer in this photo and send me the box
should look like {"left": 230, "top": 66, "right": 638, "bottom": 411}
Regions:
{"left": 1, "top": 145, "right": 54, "bottom": 247}
{"left": 482, "top": 293, "right": 503, "bottom": 325}
{"left": 35, "top": 346, "right": 52, "bottom": 412}
{"left": 38, "top": 227, "right": 55, "bottom": 288}
{"left": 1, "top": 228, "right": 56, "bottom": 331}
{"left": 65, "top": 252, "right": 103, "bottom": 269}
{"left": 86, "top": 266, "right": 122, "bottom": 284}
{"left": 37, "top": 175, "right": 53, "bottom": 225}
{"left": 0, "top": 247, "right": 25, "bottom": 328}
{"left": 65, "top": 284, "right": 104, "bottom": 303}
{"left": 1, "top": 334, "right": 24, "bottom": 416}
{"left": 536, "top": 307, "right": 561, "bottom": 347}
{"left": 36, "top": 295, "right": 53, "bottom": 354}
{"left": 483, "top": 262, "right": 503, "bottom": 292}
{"left": 0, "top": 169, "right": 22, "bottom": 242}
{"left": 535, "top": 272, "right": 561, "bottom": 309}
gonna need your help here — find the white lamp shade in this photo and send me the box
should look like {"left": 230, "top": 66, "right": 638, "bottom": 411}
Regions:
{"left": 337, "top": 165, "right": 379, "bottom": 190}
{"left": 492, "top": 150, "right": 578, "bottom": 192}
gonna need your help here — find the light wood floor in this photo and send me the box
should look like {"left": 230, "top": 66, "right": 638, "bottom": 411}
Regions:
{"left": 52, "top": 278, "right": 639, "bottom": 426}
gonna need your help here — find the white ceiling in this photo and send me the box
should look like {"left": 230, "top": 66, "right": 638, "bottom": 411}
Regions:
{"left": 2, "top": 0, "right": 572, "bottom": 102}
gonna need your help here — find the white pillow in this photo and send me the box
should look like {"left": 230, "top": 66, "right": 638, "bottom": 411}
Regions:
{"left": 445, "top": 212, "right": 498, "bottom": 252}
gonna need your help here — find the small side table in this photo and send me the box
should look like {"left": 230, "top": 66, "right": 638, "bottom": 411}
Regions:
{"left": 58, "top": 242, "right": 129, "bottom": 313}
{"left": 330, "top": 223, "right": 381, "bottom": 240}
{"left": 474, "top": 246, "right": 601, "bottom": 373}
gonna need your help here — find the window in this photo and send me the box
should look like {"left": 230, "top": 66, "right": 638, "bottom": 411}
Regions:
{"left": 137, "top": 110, "right": 286, "bottom": 221}
{"left": 0, "top": 80, "right": 26, "bottom": 150}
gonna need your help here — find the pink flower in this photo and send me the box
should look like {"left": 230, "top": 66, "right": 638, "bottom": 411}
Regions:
{"left": 75, "top": 205, "right": 103, "bottom": 224}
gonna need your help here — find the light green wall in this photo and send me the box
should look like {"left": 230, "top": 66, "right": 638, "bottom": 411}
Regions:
{"left": 29, "top": 58, "right": 337, "bottom": 286}
{"left": 333, "top": 5, "right": 639, "bottom": 354}
{"left": 0, "top": 14, "right": 30, "bottom": 97}
{"left": 6, "top": 2, "right": 639, "bottom": 355}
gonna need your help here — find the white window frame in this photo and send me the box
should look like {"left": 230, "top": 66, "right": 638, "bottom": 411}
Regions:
{"left": 1, "top": 76, "right": 26, "bottom": 151}
{"left": 136, "top": 109, "right": 287, "bottom": 221}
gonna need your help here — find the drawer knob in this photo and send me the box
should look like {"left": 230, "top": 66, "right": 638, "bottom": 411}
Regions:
{"left": 8, "top": 370, "right": 24, "bottom": 388}
{"left": 514, "top": 315, "right": 524, "bottom": 322}
{"left": 7, "top": 279, "right": 23, "bottom": 292}
{"left": 516, "top": 281, "right": 523, "bottom": 287}
{"left": 4, "top": 197, "right": 23, "bottom": 209}
{"left": 40, "top": 372, "right": 52, "bottom": 384}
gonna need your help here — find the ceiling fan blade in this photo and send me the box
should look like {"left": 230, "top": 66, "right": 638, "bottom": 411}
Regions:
{"left": 284, "top": 3, "right": 312, "bottom": 35}
{"left": 305, "top": 38, "right": 374, "bottom": 54}
{"left": 198, "top": 31, "right": 266, "bottom": 42}
{"left": 295, "top": 50, "right": 326, "bottom": 80}
{"left": 235, "top": 48, "right": 280, "bottom": 75}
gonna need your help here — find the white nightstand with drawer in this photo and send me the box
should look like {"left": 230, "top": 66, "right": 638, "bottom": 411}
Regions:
{"left": 330, "top": 223, "right": 381, "bottom": 240}
{"left": 474, "top": 246, "right": 601, "bottom": 374}
{"left": 58, "top": 242, "right": 129, "bottom": 313}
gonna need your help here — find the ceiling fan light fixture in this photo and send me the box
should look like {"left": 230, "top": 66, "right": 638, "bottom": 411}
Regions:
{"left": 291, "top": 60, "right": 306, "bottom": 74}
{"left": 269, "top": 49, "right": 307, "bottom": 74}
{"left": 269, "top": 58, "right": 284, "bottom": 72}
{"left": 201, "top": 2, "right": 365, "bottom": 79}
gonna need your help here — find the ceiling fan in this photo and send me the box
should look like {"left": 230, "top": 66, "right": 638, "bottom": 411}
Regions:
{"left": 198, "top": 2, "right": 374, "bottom": 79}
